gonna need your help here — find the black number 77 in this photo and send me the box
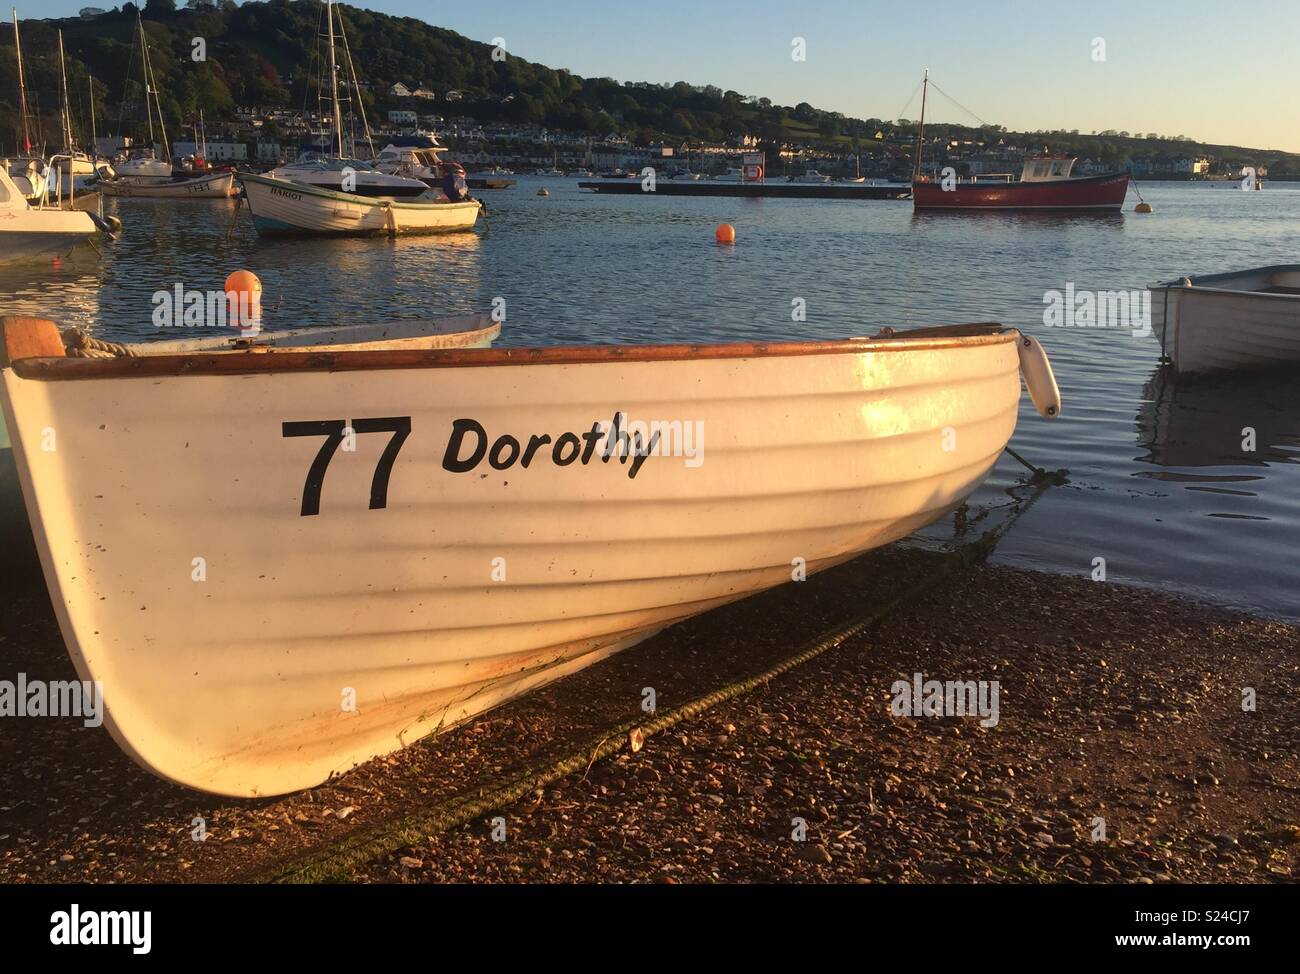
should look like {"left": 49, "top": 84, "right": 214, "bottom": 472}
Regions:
{"left": 282, "top": 417, "right": 412, "bottom": 516}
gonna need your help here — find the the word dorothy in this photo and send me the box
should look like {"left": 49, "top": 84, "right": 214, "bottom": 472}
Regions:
{"left": 442, "top": 410, "right": 705, "bottom": 480}
{"left": 151, "top": 283, "right": 262, "bottom": 336}
{"left": 0, "top": 673, "right": 103, "bottom": 727}
{"left": 1042, "top": 284, "right": 1151, "bottom": 337}
{"left": 890, "top": 672, "right": 1000, "bottom": 728}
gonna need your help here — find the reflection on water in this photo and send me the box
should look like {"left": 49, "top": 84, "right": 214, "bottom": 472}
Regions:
{"left": 910, "top": 209, "right": 1127, "bottom": 231}
{"left": 3, "top": 178, "right": 1300, "bottom": 618}
{"left": 1137, "top": 367, "right": 1300, "bottom": 471}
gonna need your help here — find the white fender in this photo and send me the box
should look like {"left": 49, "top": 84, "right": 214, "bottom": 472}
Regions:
{"left": 1016, "top": 333, "right": 1061, "bottom": 419}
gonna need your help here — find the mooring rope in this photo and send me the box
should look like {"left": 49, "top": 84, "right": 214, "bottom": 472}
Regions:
{"left": 61, "top": 327, "right": 136, "bottom": 358}
{"left": 250, "top": 464, "right": 1064, "bottom": 884}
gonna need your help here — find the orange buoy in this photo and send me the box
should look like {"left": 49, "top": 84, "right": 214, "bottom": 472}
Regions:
{"left": 715, "top": 223, "right": 736, "bottom": 244}
{"left": 1135, "top": 202, "right": 1153, "bottom": 213}
{"left": 225, "top": 269, "right": 263, "bottom": 330}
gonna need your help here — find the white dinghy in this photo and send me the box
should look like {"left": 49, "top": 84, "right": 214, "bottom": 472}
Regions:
{"left": 240, "top": 171, "right": 482, "bottom": 236}
{"left": 1151, "top": 265, "right": 1300, "bottom": 374}
{"left": 64, "top": 312, "right": 500, "bottom": 355}
{"left": 1, "top": 318, "right": 1058, "bottom": 797}
{"left": 99, "top": 170, "right": 236, "bottom": 199}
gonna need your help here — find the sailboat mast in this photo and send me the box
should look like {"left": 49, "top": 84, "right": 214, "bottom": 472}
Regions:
{"left": 326, "top": 0, "right": 343, "bottom": 156}
{"left": 12, "top": 9, "right": 31, "bottom": 153}
{"left": 136, "top": 13, "right": 154, "bottom": 145}
{"left": 912, "top": 69, "right": 928, "bottom": 183}
{"left": 58, "top": 30, "right": 72, "bottom": 150}
{"left": 138, "top": 12, "right": 169, "bottom": 158}
{"left": 88, "top": 75, "right": 96, "bottom": 150}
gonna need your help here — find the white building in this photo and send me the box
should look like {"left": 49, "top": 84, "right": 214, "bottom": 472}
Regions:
{"left": 388, "top": 110, "right": 418, "bottom": 125}
{"left": 390, "top": 83, "right": 413, "bottom": 98}
{"left": 174, "top": 140, "right": 247, "bottom": 162}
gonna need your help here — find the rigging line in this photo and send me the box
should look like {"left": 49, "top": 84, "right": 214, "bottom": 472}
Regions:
{"left": 892, "top": 77, "right": 922, "bottom": 125}
{"left": 926, "top": 80, "right": 996, "bottom": 129}
{"left": 336, "top": 10, "right": 374, "bottom": 159}
{"left": 114, "top": 23, "right": 139, "bottom": 142}
{"left": 300, "top": 1, "right": 325, "bottom": 135}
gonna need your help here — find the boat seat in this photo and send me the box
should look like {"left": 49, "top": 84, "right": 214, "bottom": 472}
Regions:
{"left": 0, "top": 316, "right": 66, "bottom": 368}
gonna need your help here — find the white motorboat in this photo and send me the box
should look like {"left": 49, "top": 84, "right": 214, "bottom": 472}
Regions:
{"left": 791, "top": 169, "right": 833, "bottom": 184}
{"left": 270, "top": 155, "right": 430, "bottom": 198}
{"left": 0, "top": 168, "right": 99, "bottom": 264}
{"left": 240, "top": 171, "right": 481, "bottom": 235}
{"left": 1151, "top": 265, "right": 1300, "bottom": 374}
{"left": 6, "top": 158, "right": 49, "bottom": 202}
{"left": 0, "top": 317, "right": 1058, "bottom": 796}
{"left": 373, "top": 143, "right": 446, "bottom": 188}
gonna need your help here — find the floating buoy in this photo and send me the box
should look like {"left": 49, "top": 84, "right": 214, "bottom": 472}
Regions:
{"left": 715, "top": 223, "right": 736, "bottom": 244}
{"left": 225, "top": 269, "right": 263, "bottom": 329}
{"left": 1135, "top": 202, "right": 1153, "bottom": 213}
{"left": 537, "top": 188, "right": 549, "bottom": 197}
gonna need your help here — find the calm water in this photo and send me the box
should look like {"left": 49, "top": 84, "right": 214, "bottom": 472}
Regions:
{"left": 3, "top": 178, "right": 1299, "bottom": 620}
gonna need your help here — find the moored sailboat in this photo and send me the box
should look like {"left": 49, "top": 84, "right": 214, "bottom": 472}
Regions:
{"left": 96, "top": 12, "right": 234, "bottom": 199}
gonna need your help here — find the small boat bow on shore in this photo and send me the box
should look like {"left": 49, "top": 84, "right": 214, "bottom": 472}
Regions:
{"left": 1, "top": 317, "right": 1057, "bottom": 796}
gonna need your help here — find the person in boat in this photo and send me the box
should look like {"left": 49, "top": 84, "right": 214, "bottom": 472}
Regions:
{"left": 441, "top": 162, "right": 469, "bottom": 202}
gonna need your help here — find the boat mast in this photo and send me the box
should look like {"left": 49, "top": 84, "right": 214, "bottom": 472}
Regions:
{"left": 137, "top": 11, "right": 169, "bottom": 158}
{"left": 88, "top": 75, "right": 97, "bottom": 152}
{"left": 12, "top": 9, "right": 31, "bottom": 153}
{"left": 912, "top": 69, "right": 928, "bottom": 183}
{"left": 326, "top": 0, "right": 344, "bottom": 157}
{"left": 57, "top": 30, "right": 72, "bottom": 150}
{"left": 136, "top": 13, "right": 154, "bottom": 147}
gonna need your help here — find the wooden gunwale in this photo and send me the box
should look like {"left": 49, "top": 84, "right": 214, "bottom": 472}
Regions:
{"left": 3, "top": 317, "right": 1013, "bottom": 381}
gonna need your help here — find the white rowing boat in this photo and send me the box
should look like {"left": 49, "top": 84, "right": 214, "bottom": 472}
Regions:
{"left": 99, "top": 171, "right": 236, "bottom": 199}
{"left": 1, "top": 318, "right": 1058, "bottom": 797}
{"left": 240, "top": 172, "right": 482, "bottom": 236}
{"left": 67, "top": 313, "right": 500, "bottom": 355}
{"left": 1151, "top": 265, "right": 1300, "bottom": 374}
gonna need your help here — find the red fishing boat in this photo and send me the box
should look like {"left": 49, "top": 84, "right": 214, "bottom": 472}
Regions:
{"left": 909, "top": 72, "right": 1130, "bottom": 210}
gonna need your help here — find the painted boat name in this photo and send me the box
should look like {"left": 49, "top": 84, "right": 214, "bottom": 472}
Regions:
{"left": 444, "top": 411, "right": 662, "bottom": 479}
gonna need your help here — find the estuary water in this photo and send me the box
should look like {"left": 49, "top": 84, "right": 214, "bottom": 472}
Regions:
{"left": 3, "top": 176, "right": 1299, "bottom": 620}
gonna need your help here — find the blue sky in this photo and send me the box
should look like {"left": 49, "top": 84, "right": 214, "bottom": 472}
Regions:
{"left": 34, "top": 0, "right": 1300, "bottom": 150}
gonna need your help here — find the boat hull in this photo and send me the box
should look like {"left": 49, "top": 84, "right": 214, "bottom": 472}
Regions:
{"left": 100, "top": 172, "right": 236, "bottom": 199}
{"left": 912, "top": 172, "right": 1129, "bottom": 209}
{"left": 241, "top": 173, "right": 481, "bottom": 236}
{"left": 0, "top": 229, "right": 94, "bottom": 264}
{"left": 3, "top": 329, "right": 1029, "bottom": 797}
{"left": 1152, "top": 266, "right": 1300, "bottom": 373}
